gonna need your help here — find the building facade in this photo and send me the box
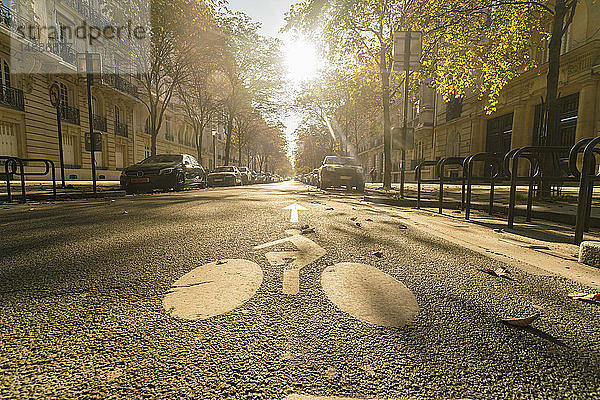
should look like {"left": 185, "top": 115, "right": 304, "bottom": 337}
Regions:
{"left": 0, "top": 0, "right": 227, "bottom": 181}
{"left": 359, "top": 1, "right": 599, "bottom": 182}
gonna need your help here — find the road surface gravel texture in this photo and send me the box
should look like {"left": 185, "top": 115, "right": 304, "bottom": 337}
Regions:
{"left": 0, "top": 182, "right": 599, "bottom": 399}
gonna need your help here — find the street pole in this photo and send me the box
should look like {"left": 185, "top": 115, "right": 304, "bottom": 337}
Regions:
{"left": 56, "top": 105, "right": 66, "bottom": 188}
{"left": 212, "top": 132, "right": 216, "bottom": 169}
{"left": 85, "top": 54, "right": 97, "bottom": 194}
{"left": 401, "top": 29, "right": 411, "bottom": 199}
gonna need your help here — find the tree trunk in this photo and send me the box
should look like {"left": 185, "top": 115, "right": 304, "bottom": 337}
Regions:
{"left": 541, "top": 0, "right": 570, "bottom": 195}
{"left": 225, "top": 116, "right": 233, "bottom": 166}
{"left": 195, "top": 124, "right": 203, "bottom": 166}
{"left": 247, "top": 147, "right": 251, "bottom": 168}
{"left": 381, "top": 68, "right": 392, "bottom": 190}
{"left": 238, "top": 143, "right": 242, "bottom": 167}
{"left": 545, "top": 0, "right": 567, "bottom": 147}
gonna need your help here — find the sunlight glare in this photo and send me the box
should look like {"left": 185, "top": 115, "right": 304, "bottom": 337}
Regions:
{"left": 284, "top": 36, "right": 320, "bottom": 84}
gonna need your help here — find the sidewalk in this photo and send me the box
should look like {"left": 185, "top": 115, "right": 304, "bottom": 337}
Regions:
{"left": 0, "top": 180, "right": 124, "bottom": 202}
{"left": 364, "top": 182, "right": 600, "bottom": 226}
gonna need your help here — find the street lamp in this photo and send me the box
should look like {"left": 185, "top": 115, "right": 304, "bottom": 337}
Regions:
{"left": 77, "top": 52, "right": 102, "bottom": 193}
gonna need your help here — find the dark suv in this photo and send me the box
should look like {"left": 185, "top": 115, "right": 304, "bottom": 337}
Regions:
{"left": 318, "top": 156, "right": 365, "bottom": 192}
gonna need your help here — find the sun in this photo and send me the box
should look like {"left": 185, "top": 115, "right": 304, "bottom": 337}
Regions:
{"left": 283, "top": 35, "right": 321, "bottom": 85}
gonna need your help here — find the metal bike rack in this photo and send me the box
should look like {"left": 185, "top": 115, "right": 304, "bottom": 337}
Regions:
{"left": 571, "top": 137, "right": 600, "bottom": 244}
{"left": 437, "top": 157, "right": 464, "bottom": 214}
{"left": 415, "top": 161, "right": 438, "bottom": 209}
{"left": 1, "top": 156, "right": 56, "bottom": 203}
{"left": 505, "top": 146, "right": 572, "bottom": 229}
{"left": 463, "top": 153, "right": 504, "bottom": 220}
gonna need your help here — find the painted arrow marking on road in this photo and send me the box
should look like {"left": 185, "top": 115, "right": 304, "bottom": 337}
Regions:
{"left": 284, "top": 203, "right": 308, "bottom": 223}
{"left": 254, "top": 230, "right": 326, "bottom": 295}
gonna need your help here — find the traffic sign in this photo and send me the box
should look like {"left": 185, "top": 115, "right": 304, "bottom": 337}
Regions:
{"left": 392, "top": 31, "right": 422, "bottom": 71}
{"left": 49, "top": 83, "right": 60, "bottom": 107}
{"left": 85, "top": 132, "right": 102, "bottom": 152}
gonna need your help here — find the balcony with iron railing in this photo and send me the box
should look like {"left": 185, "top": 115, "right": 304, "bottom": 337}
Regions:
{"left": 61, "top": 0, "right": 109, "bottom": 28}
{"left": 92, "top": 113, "right": 107, "bottom": 131}
{"left": 0, "top": 84, "right": 25, "bottom": 111}
{"left": 114, "top": 120, "right": 128, "bottom": 137}
{"left": 0, "top": 4, "right": 40, "bottom": 41}
{"left": 47, "top": 41, "right": 77, "bottom": 66}
{"left": 59, "top": 103, "right": 80, "bottom": 125}
{"left": 102, "top": 68, "right": 139, "bottom": 97}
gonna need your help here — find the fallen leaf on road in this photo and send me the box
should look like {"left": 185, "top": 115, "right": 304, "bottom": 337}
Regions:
{"left": 301, "top": 227, "right": 315, "bottom": 234}
{"left": 478, "top": 267, "right": 511, "bottom": 278}
{"left": 494, "top": 229, "right": 504, "bottom": 233}
{"left": 216, "top": 260, "right": 226, "bottom": 265}
{"left": 398, "top": 224, "right": 408, "bottom": 229}
{"left": 372, "top": 251, "right": 383, "bottom": 258}
{"left": 300, "top": 224, "right": 309, "bottom": 230}
{"left": 350, "top": 217, "right": 357, "bottom": 221}
{"left": 365, "top": 218, "right": 373, "bottom": 222}
{"left": 325, "top": 207, "right": 334, "bottom": 211}
{"left": 122, "top": 211, "right": 128, "bottom": 214}
{"left": 526, "top": 245, "right": 551, "bottom": 250}
{"left": 568, "top": 292, "right": 600, "bottom": 303}
{"left": 501, "top": 312, "right": 540, "bottom": 328}
{"left": 355, "top": 222, "right": 362, "bottom": 228}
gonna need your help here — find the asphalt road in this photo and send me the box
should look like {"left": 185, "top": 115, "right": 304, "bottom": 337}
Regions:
{"left": 1, "top": 181, "right": 599, "bottom": 399}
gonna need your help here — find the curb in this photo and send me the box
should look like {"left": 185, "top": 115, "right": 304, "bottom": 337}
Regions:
{"left": 363, "top": 193, "right": 600, "bottom": 228}
{"left": 1, "top": 190, "right": 127, "bottom": 202}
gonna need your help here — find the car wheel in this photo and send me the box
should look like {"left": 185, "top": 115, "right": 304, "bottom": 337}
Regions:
{"left": 174, "top": 173, "right": 185, "bottom": 191}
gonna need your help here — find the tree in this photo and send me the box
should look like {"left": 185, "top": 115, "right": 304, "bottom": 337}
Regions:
{"left": 287, "top": 0, "right": 409, "bottom": 189}
{"left": 177, "top": 29, "right": 225, "bottom": 165}
{"left": 135, "top": 0, "right": 217, "bottom": 155}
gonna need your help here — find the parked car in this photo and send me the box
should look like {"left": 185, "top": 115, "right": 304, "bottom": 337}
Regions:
{"left": 207, "top": 166, "right": 243, "bottom": 187}
{"left": 318, "top": 156, "right": 365, "bottom": 192}
{"left": 120, "top": 154, "right": 206, "bottom": 194}
{"left": 238, "top": 167, "right": 252, "bottom": 185}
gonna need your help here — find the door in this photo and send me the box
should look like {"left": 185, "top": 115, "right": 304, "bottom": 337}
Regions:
{"left": 115, "top": 143, "right": 125, "bottom": 170}
{"left": 0, "top": 120, "right": 19, "bottom": 158}
{"left": 62, "top": 134, "right": 77, "bottom": 167}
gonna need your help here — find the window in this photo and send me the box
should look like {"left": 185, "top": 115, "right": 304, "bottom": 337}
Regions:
{"left": 144, "top": 138, "right": 151, "bottom": 159}
{"left": 59, "top": 82, "right": 69, "bottom": 106}
{"left": 92, "top": 96, "right": 100, "bottom": 115}
{"left": 114, "top": 105, "right": 121, "bottom": 124}
{"left": 1, "top": 60, "right": 10, "bottom": 88}
{"left": 165, "top": 116, "right": 173, "bottom": 141}
{"left": 446, "top": 97, "right": 462, "bottom": 122}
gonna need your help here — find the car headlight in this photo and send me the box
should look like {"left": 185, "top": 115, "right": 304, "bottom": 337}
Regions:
{"left": 159, "top": 167, "right": 175, "bottom": 175}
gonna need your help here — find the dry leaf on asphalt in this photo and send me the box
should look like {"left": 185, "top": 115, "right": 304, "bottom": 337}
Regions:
{"left": 372, "top": 251, "right": 383, "bottom": 258}
{"left": 568, "top": 293, "right": 600, "bottom": 303}
{"left": 122, "top": 211, "right": 128, "bottom": 214}
{"left": 350, "top": 217, "right": 358, "bottom": 221}
{"left": 325, "top": 207, "right": 334, "bottom": 211}
{"left": 501, "top": 313, "right": 540, "bottom": 328}
{"left": 365, "top": 218, "right": 373, "bottom": 222}
{"left": 356, "top": 222, "right": 362, "bottom": 228}
{"left": 494, "top": 229, "right": 504, "bottom": 233}
{"left": 478, "top": 267, "right": 510, "bottom": 278}
{"left": 398, "top": 224, "right": 408, "bottom": 229}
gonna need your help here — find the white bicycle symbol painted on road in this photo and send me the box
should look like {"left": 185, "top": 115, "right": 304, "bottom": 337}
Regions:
{"left": 163, "top": 230, "right": 419, "bottom": 327}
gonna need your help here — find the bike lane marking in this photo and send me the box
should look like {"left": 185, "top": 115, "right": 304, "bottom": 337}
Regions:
{"left": 321, "top": 262, "right": 419, "bottom": 328}
{"left": 254, "top": 230, "right": 327, "bottom": 295}
{"left": 163, "top": 259, "right": 263, "bottom": 320}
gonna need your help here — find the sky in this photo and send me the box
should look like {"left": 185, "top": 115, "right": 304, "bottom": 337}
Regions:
{"left": 226, "top": 0, "right": 309, "bottom": 161}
